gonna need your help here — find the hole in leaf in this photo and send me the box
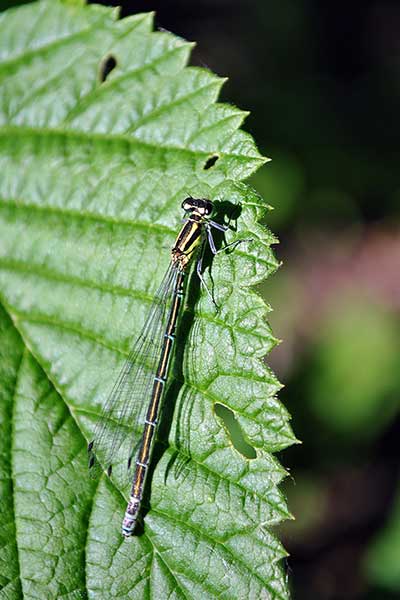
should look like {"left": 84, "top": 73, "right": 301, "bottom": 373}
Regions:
{"left": 214, "top": 403, "right": 257, "bottom": 459}
{"left": 203, "top": 154, "right": 219, "bottom": 170}
{"left": 99, "top": 54, "right": 117, "bottom": 83}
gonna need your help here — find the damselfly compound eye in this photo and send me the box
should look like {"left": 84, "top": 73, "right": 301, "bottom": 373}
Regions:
{"left": 181, "top": 197, "right": 194, "bottom": 212}
{"left": 181, "top": 197, "right": 214, "bottom": 215}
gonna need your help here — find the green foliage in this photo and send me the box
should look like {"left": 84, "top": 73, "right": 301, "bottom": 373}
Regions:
{"left": 0, "top": 1, "right": 295, "bottom": 597}
{"left": 308, "top": 303, "right": 399, "bottom": 436}
{"left": 365, "top": 486, "right": 400, "bottom": 592}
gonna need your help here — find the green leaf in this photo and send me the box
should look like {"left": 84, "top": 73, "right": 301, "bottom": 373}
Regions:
{"left": 0, "top": 1, "right": 295, "bottom": 598}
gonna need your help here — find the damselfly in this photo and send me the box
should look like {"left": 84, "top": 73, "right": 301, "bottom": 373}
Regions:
{"left": 88, "top": 197, "right": 247, "bottom": 537}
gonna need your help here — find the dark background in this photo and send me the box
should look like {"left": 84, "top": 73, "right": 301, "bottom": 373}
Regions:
{"left": 3, "top": 1, "right": 400, "bottom": 598}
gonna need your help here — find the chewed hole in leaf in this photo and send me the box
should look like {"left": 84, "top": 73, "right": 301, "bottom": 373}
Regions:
{"left": 203, "top": 154, "right": 219, "bottom": 170}
{"left": 99, "top": 54, "right": 117, "bottom": 83}
{"left": 214, "top": 403, "right": 257, "bottom": 459}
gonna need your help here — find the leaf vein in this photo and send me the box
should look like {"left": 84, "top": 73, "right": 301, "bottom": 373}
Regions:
{"left": 63, "top": 43, "right": 192, "bottom": 125}
{"left": 0, "top": 125, "right": 265, "bottom": 162}
{"left": 0, "top": 10, "right": 111, "bottom": 71}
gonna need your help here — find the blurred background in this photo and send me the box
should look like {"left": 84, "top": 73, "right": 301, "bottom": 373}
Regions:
{"left": 2, "top": 1, "right": 399, "bottom": 598}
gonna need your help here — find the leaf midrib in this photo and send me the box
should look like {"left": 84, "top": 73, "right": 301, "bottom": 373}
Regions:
{"left": 9, "top": 348, "right": 26, "bottom": 597}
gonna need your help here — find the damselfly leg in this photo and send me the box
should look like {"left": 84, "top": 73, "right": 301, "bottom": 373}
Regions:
{"left": 196, "top": 218, "right": 252, "bottom": 309}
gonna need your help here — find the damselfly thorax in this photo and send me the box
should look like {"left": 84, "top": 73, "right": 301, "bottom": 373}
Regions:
{"left": 171, "top": 198, "right": 213, "bottom": 270}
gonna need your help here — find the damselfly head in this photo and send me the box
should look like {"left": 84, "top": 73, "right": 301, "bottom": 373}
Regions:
{"left": 181, "top": 197, "right": 213, "bottom": 216}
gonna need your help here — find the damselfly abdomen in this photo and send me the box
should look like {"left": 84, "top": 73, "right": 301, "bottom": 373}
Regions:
{"left": 88, "top": 197, "right": 247, "bottom": 536}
